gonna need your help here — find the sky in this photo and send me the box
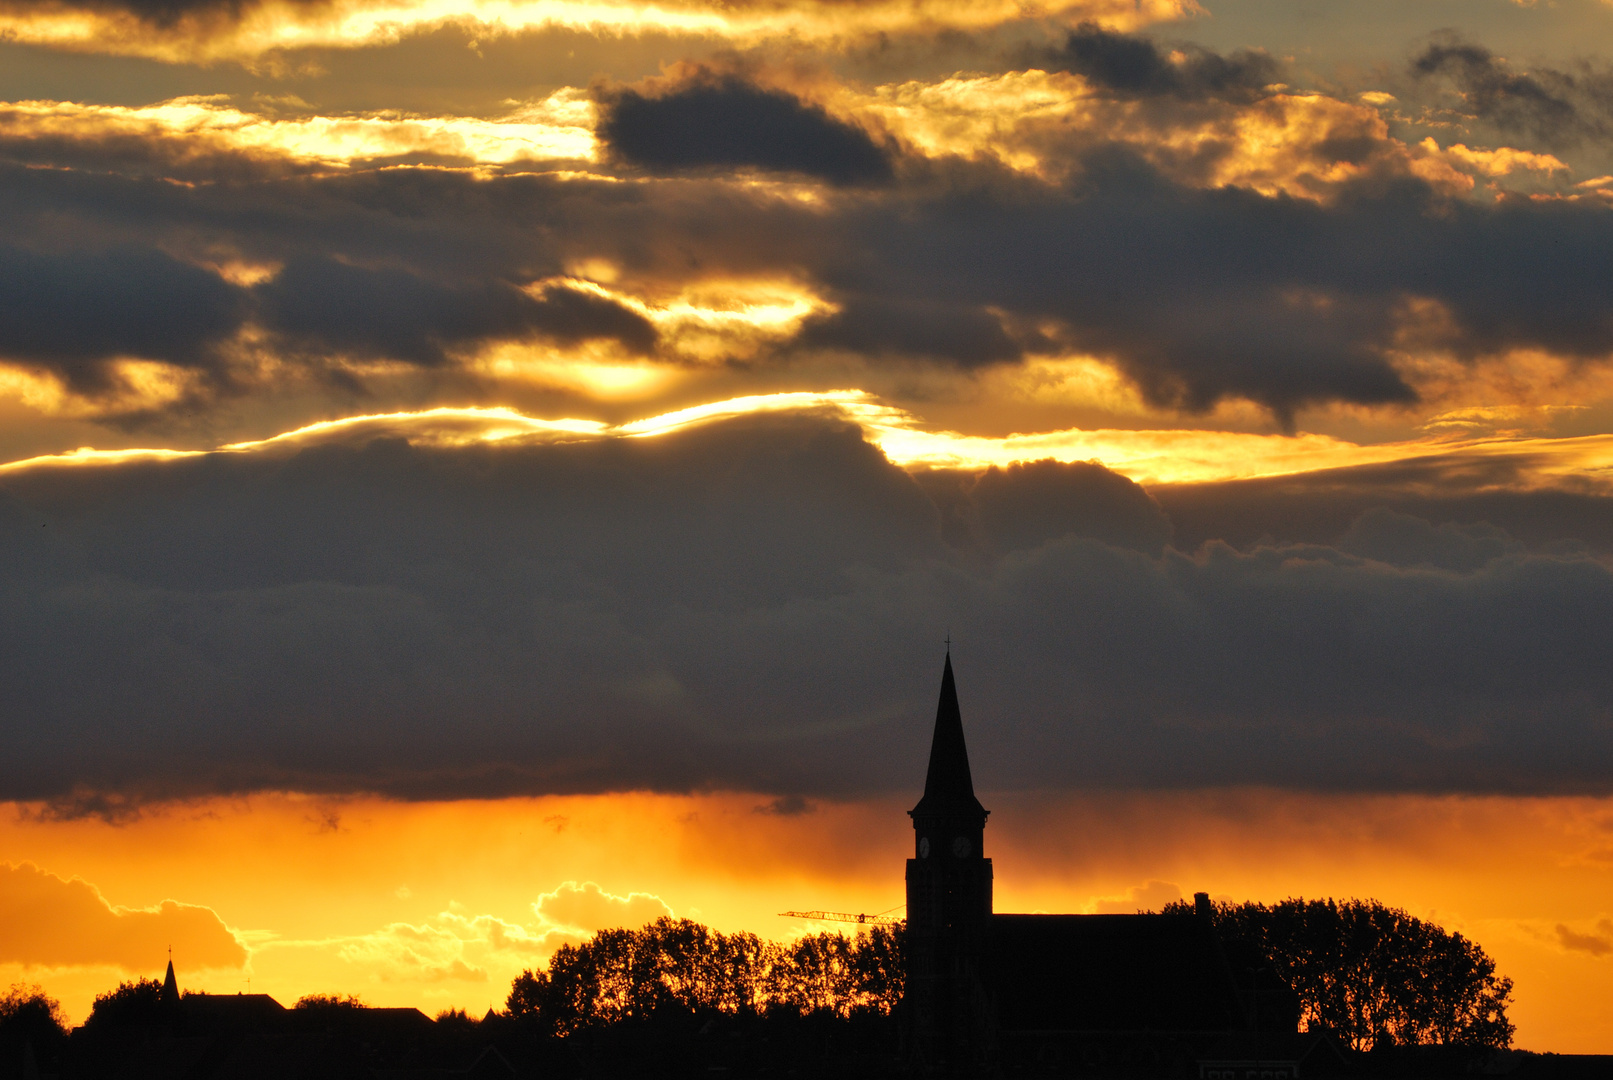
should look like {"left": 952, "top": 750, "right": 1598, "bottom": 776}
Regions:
{"left": 3, "top": 0, "right": 1613, "bottom": 1052}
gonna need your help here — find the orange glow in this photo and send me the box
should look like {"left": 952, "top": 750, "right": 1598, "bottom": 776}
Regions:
{"left": 7, "top": 390, "right": 1613, "bottom": 489}
{"left": 3, "top": 790, "right": 1612, "bottom": 1050}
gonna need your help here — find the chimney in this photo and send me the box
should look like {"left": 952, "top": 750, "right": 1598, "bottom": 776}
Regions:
{"left": 1194, "top": 892, "right": 1212, "bottom": 920}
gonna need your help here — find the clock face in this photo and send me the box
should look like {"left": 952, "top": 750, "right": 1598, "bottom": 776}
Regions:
{"left": 918, "top": 837, "right": 931, "bottom": 858}
{"left": 952, "top": 836, "right": 971, "bottom": 858}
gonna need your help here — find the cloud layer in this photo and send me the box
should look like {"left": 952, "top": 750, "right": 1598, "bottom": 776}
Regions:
{"left": 0, "top": 24, "right": 1612, "bottom": 426}
{"left": 3, "top": 412, "right": 1613, "bottom": 808}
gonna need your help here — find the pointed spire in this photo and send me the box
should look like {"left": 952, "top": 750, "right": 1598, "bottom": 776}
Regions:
{"left": 911, "top": 653, "right": 986, "bottom": 819}
{"left": 161, "top": 956, "right": 179, "bottom": 1006}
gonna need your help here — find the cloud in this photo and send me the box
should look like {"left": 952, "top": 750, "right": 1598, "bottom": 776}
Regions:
{"left": 753, "top": 795, "right": 815, "bottom": 816}
{"left": 1037, "top": 23, "right": 1280, "bottom": 103}
{"left": 1338, "top": 508, "right": 1522, "bottom": 573}
{"left": 1410, "top": 38, "right": 1613, "bottom": 147}
{"left": 0, "top": 244, "right": 244, "bottom": 391}
{"left": 1556, "top": 920, "right": 1613, "bottom": 957}
{"left": 257, "top": 259, "right": 658, "bottom": 366}
{"left": 1092, "top": 879, "right": 1183, "bottom": 914}
{"left": 266, "top": 907, "right": 571, "bottom": 987}
{"left": 2, "top": 412, "right": 1613, "bottom": 805}
{"left": 1154, "top": 453, "right": 1613, "bottom": 556}
{"left": 596, "top": 73, "right": 893, "bottom": 186}
{"left": 3, "top": 64, "right": 1613, "bottom": 421}
{"left": 532, "top": 881, "right": 672, "bottom": 932}
{"left": 0, "top": 863, "right": 245, "bottom": 970}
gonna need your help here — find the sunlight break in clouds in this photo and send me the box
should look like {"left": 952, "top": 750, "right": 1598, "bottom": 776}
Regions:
{"left": 8, "top": 390, "right": 1613, "bottom": 488}
{"left": 0, "top": 93, "right": 598, "bottom": 169}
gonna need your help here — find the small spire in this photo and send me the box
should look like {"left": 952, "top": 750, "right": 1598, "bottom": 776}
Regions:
{"left": 911, "top": 653, "right": 986, "bottom": 820}
{"left": 161, "top": 954, "right": 179, "bottom": 1006}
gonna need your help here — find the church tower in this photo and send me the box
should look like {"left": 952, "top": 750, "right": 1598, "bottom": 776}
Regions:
{"left": 904, "top": 652, "right": 994, "bottom": 1074}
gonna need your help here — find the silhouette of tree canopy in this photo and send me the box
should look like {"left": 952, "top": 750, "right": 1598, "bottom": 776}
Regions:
{"left": 1162, "top": 897, "right": 1514, "bottom": 1051}
{"left": 0, "top": 983, "right": 68, "bottom": 1065}
{"left": 82, "top": 977, "right": 165, "bottom": 1030}
{"left": 293, "top": 993, "right": 366, "bottom": 1012}
{"left": 507, "top": 917, "right": 904, "bottom": 1033}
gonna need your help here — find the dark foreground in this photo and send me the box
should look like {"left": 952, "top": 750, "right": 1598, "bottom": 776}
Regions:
{"left": 4, "top": 999, "right": 1609, "bottom": 1080}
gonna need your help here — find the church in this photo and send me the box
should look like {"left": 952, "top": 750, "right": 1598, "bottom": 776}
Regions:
{"left": 901, "top": 654, "right": 1342, "bottom": 1079}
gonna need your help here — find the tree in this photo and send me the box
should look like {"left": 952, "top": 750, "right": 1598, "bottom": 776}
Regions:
{"left": 1166, "top": 897, "right": 1514, "bottom": 1051}
{"left": 82, "top": 977, "right": 165, "bottom": 1030}
{"left": 0, "top": 983, "right": 68, "bottom": 1065}
{"left": 506, "top": 918, "right": 906, "bottom": 1033}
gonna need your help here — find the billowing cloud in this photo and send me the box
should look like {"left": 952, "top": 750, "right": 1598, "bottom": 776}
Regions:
{"left": 0, "top": 862, "right": 245, "bottom": 970}
{"left": 533, "top": 881, "right": 673, "bottom": 932}
{"left": 597, "top": 73, "right": 893, "bottom": 186}
{"left": 3, "top": 411, "right": 1613, "bottom": 807}
{"left": 1036, "top": 23, "right": 1280, "bottom": 103}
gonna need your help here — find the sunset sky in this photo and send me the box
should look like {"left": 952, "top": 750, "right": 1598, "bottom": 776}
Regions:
{"left": 4, "top": 0, "right": 1613, "bottom": 1053}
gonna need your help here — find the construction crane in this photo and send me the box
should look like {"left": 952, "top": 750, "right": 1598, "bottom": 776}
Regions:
{"left": 778, "top": 908, "right": 904, "bottom": 926}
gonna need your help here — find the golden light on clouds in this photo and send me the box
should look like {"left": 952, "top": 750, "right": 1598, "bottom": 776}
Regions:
{"left": 0, "top": 0, "right": 1196, "bottom": 63}
{"left": 861, "top": 71, "right": 1092, "bottom": 176}
{"left": 526, "top": 276, "right": 834, "bottom": 364}
{"left": 0, "top": 92, "right": 598, "bottom": 168}
{"left": 7, "top": 390, "right": 1613, "bottom": 489}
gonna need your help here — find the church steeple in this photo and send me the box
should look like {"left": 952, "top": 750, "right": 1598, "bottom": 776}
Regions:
{"left": 911, "top": 653, "right": 987, "bottom": 821}
{"left": 903, "top": 651, "right": 995, "bottom": 1073}
{"left": 161, "top": 954, "right": 180, "bottom": 1007}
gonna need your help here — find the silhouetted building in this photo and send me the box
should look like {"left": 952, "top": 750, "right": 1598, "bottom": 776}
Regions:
{"left": 62, "top": 964, "right": 506, "bottom": 1080}
{"left": 902, "top": 654, "right": 1316, "bottom": 1079}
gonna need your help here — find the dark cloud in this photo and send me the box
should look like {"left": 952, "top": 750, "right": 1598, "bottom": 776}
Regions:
{"left": 915, "top": 460, "right": 1172, "bottom": 558}
{"left": 0, "top": 243, "right": 243, "bottom": 389}
{"left": 795, "top": 297, "right": 1022, "bottom": 367}
{"left": 1154, "top": 453, "right": 1613, "bottom": 556}
{"left": 1411, "top": 37, "right": 1613, "bottom": 146}
{"left": 4, "top": 414, "right": 1613, "bottom": 810}
{"left": 258, "top": 258, "right": 657, "bottom": 365}
{"left": 1556, "top": 922, "right": 1613, "bottom": 956}
{"left": 596, "top": 74, "right": 893, "bottom": 186}
{"left": 1036, "top": 23, "right": 1280, "bottom": 103}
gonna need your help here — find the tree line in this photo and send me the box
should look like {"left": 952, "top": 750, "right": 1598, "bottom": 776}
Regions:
{"left": 506, "top": 916, "right": 904, "bottom": 1033}
{"left": 1160, "top": 896, "right": 1514, "bottom": 1051}
{"left": 508, "top": 901, "right": 1512, "bottom": 1052}
{"left": 0, "top": 895, "right": 1514, "bottom": 1071}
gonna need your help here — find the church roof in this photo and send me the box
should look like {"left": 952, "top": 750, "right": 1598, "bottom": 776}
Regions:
{"left": 910, "top": 653, "right": 987, "bottom": 821}
{"left": 988, "top": 914, "right": 1245, "bottom": 1034}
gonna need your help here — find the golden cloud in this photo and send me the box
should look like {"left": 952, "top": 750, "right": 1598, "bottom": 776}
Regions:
{"left": 0, "top": 0, "right": 1194, "bottom": 64}
{"left": 532, "top": 880, "right": 673, "bottom": 932}
{"left": 0, "top": 862, "right": 246, "bottom": 972}
{"left": 0, "top": 93, "right": 597, "bottom": 170}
